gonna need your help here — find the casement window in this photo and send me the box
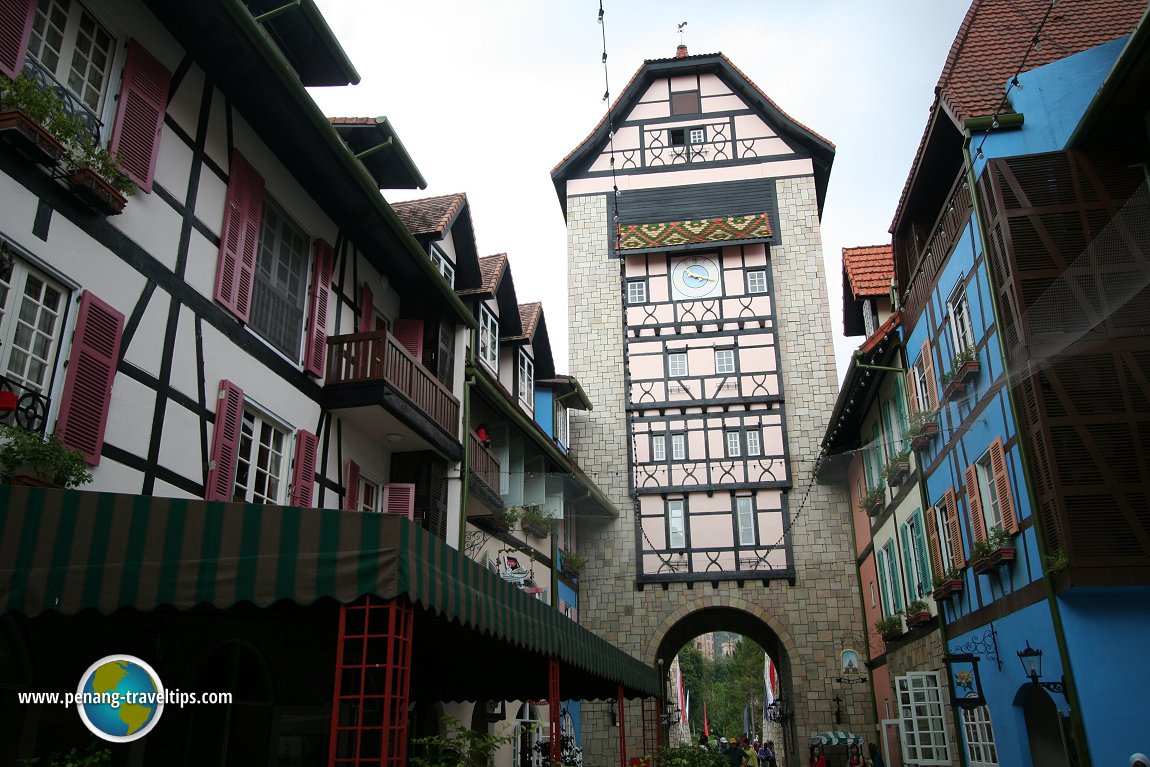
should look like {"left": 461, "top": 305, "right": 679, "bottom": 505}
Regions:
{"left": 900, "top": 511, "right": 932, "bottom": 600}
{"left": 517, "top": 350, "right": 534, "bottom": 406}
{"left": 0, "top": 255, "right": 67, "bottom": 394}
{"left": 689, "top": 128, "right": 705, "bottom": 145}
{"left": 53, "top": 291, "right": 123, "bottom": 464}
{"left": 948, "top": 280, "right": 975, "bottom": 354}
{"left": 877, "top": 539, "right": 903, "bottom": 617}
{"left": 911, "top": 341, "right": 938, "bottom": 411}
{"left": 966, "top": 438, "right": 1018, "bottom": 542}
{"left": 735, "top": 496, "right": 755, "bottom": 546}
{"left": 11, "top": 1, "right": 170, "bottom": 192}
{"left": 670, "top": 89, "right": 700, "bottom": 116}
{"left": 478, "top": 305, "right": 498, "bottom": 372}
{"left": 204, "top": 380, "right": 316, "bottom": 505}
{"left": 895, "top": 672, "right": 951, "bottom": 765}
{"left": 343, "top": 460, "right": 383, "bottom": 513}
{"left": 864, "top": 422, "right": 882, "bottom": 488}
{"left": 668, "top": 352, "right": 688, "bottom": 377}
{"left": 671, "top": 433, "right": 686, "bottom": 461}
{"left": 359, "top": 476, "right": 381, "bottom": 513}
{"left": 961, "top": 706, "right": 999, "bottom": 767}
{"left": 745, "top": 429, "right": 761, "bottom": 457}
{"left": 714, "top": 348, "right": 735, "bottom": 375}
{"left": 429, "top": 246, "right": 455, "bottom": 287}
{"left": 651, "top": 434, "right": 666, "bottom": 462}
{"left": 250, "top": 196, "right": 310, "bottom": 360}
{"left": 668, "top": 499, "right": 686, "bottom": 548}
{"left": 554, "top": 402, "right": 569, "bottom": 448}
{"left": 725, "top": 430, "right": 741, "bottom": 458}
{"left": 926, "top": 488, "right": 965, "bottom": 575}
{"left": 626, "top": 280, "right": 647, "bottom": 304}
{"left": 747, "top": 270, "right": 767, "bottom": 294}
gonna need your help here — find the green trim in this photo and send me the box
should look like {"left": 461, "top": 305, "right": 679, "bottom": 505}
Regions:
{"left": 219, "top": 0, "right": 475, "bottom": 329}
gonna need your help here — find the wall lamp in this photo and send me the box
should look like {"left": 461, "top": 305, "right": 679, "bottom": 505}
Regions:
{"left": 1017, "top": 641, "right": 1067, "bottom": 699}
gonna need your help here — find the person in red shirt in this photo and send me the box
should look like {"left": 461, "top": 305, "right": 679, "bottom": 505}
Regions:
{"left": 809, "top": 745, "right": 827, "bottom": 767}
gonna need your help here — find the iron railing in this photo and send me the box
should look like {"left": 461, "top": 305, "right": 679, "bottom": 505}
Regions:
{"left": 0, "top": 375, "right": 51, "bottom": 434}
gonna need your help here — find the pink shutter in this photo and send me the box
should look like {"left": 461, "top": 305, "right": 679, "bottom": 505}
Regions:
{"left": 344, "top": 459, "right": 361, "bottom": 511}
{"left": 944, "top": 488, "right": 965, "bottom": 568}
{"left": 925, "top": 504, "right": 944, "bottom": 580}
{"left": 205, "top": 380, "right": 244, "bottom": 501}
{"left": 359, "top": 283, "right": 374, "bottom": 333}
{"left": 965, "top": 464, "right": 986, "bottom": 543}
{"left": 392, "top": 319, "right": 423, "bottom": 362}
{"left": 304, "top": 239, "right": 334, "bottom": 377}
{"left": 921, "top": 340, "right": 938, "bottom": 409}
{"left": 905, "top": 371, "right": 919, "bottom": 414}
{"left": 289, "top": 429, "right": 318, "bottom": 507}
{"left": 0, "top": 0, "right": 35, "bottom": 80}
{"left": 382, "top": 483, "right": 415, "bottom": 520}
{"left": 107, "top": 40, "right": 170, "bottom": 193}
{"left": 214, "top": 150, "right": 264, "bottom": 322}
{"left": 55, "top": 292, "right": 125, "bottom": 465}
{"left": 990, "top": 438, "right": 1019, "bottom": 534}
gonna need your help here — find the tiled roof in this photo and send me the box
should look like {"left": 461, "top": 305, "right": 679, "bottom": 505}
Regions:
{"left": 860, "top": 312, "right": 901, "bottom": 355}
{"left": 328, "top": 116, "right": 377, "bottom": 126}
{"left": 477, "top": 254, "right": 507, "bottom": 294}
{"left": 842, "top": 244, "right": 894, "bottom": 299}
{"left": 517, "top": 302, "right": 541, "bottom": 341}
{"left": 391, "top": 193, "right": 467, "bottom": 236}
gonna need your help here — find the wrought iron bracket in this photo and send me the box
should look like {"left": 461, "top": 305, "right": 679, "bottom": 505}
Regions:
{"left": 950, "top": 623, "right": 1002, "bottom": 671}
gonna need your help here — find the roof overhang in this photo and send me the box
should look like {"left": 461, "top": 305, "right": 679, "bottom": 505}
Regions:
{"left": 540, "top": 375, "right": 593, "bottom": 412}
{"left": 244, "top": 0, "right": 360, "bottom": 86}
{"left": 331, "top": 117, "right": 426, "bottom": 190}
{"left": 1069, "top": 7, "right": 1150, "bottom": 152}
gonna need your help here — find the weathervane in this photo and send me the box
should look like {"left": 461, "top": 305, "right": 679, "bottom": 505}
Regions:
{"left": 677, "top": 21, "right": 688, "bottom": 45}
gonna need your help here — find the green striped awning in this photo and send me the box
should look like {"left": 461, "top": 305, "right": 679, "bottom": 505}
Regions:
{"left": 0, "top": 486, "right": 659, "bottom": 698}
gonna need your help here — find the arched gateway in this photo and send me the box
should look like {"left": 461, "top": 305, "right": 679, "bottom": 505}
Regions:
{"left": 551, "top": 47, "right": 870, "bottom": 766}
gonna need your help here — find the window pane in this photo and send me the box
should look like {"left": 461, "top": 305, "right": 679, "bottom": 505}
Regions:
{"left": 671, "top": 434, "right": 686, "bottom": 460}
{"left": 668, "top": 353, "right": 687, "bottom": 377}
{"left": 652, "top": 435, "right": 666, "bottom": 462}
{"left": 715, "top": 349, "right": 735, "bottom": 374}
{"left": 747, "top": 271, "right": 767, "bottom": 294}
{"left": 746, "top": 430, "right": 761, "bottom": 457}
{"left": 736, "top": 497, "right": 754, "bottom": 545}
{"left": 726, "top": 431, "right": 741, "bottom": 457}
{"left": 668, "top": 500, "right": 685, "bottom": 548}
{"left": 251, "top": 199, "right": 309, "bottom": 359}
{"left": 627, "top": 281, "right": 647, "bottom": 304}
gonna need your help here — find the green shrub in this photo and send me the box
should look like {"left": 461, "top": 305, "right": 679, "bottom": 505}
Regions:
{"left": 0, "top": 425, "right": 93, "bottom": 488}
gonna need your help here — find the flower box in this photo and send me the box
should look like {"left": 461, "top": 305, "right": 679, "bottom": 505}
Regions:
{"left": 905, "top": 610, "right": 932, "bottom": 629}
{"left": 931, "top": 578, "right": 964, "bottom": 601}
{"left": 522, "top": 520, "right": 550, "bottom": 539}
{"left": 881, "top": 628, "right": 904, "bottom": 643}
{"left": 942, "top": 359, "right": 980, "bottom": 401}
{"left": 886, "top": 460, "right": 910, "bottom": 487}
{"left": 972, "top": 547, "right": 1015, "bottom": 575}
{"left": 65, "top": 167, "right": 127, "bottom": 215}
{"left": 909, "top": 420, "right": 938, "bottom": 452}
{"left": 0, "top": 109, "right": 66, "bottom": 166}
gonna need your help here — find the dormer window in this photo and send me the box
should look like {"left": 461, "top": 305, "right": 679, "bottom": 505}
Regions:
{"left": 517, "top": 351, "right": 534, "bottom": 406}
{"left": 429, "top": 245, "right": 455, "bottom": 287}
{"left": 479, "top": 306, "right": 498, "bottom": 372}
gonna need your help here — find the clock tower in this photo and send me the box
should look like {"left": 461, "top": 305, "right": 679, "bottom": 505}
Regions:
{"left": 553, "top": 50, "right": 868, "bottom": 760}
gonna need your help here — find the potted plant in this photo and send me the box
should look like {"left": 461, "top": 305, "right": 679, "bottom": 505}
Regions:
{"left": 931, "top": 566, "right": 964, "bottom": 600}
{"left": 410, "top": 715, "right": 521, "bottom": 767}
{"left": 0, "top": 424, "right": 93, "bottom": 488}
{"left": 942, "top": 347, "right": 979, "bottom": 400}
{"left": 904, "top": 599, "right": 932, "bottom": 628}
{"left": 860, "top": 483, "right": 886, "bottom": 517}
{"left": 518, "top": 505, "right": 555, "bottom": 538}
{"left": 907, "top": 408, "right": 939, "bottom": 451}
{"left": 560, "top": 549, "right": 587, "bottom": 578}
{"left": 0, "top": 73, "right": 68, "bottom": 166}
{"left": 882, "top": 449, "right": 911, "bottom": 487}
{"left": 875, "top": 614, "right": 903, "bottom": 642}
{"left": 491, "top": 505, "right": 519, "bottom": 531}
{"left": 1044, "top": 547, "right": 1069, "bottom": 574}
{"left": 971, "top": 525, "right": 1014, "bottom": 574}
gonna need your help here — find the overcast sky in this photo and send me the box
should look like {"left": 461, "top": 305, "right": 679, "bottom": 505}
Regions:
{"left": 308, "top": 0, "right": 972, "bottom": 382}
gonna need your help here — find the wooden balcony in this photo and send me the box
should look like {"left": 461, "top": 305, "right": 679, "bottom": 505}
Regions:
{"left": 325, "top": 330, "right": 459, "bottom": 439}
{"left": 467, "top": 432, "right": 503, "bottom": 512}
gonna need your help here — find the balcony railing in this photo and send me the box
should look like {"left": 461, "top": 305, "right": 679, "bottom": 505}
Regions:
{"left": 325, "top": 329, "right": 459, "bottom": 436}
{"left": 21, "top": 56, "right": 102, "bottom": 144}
{"left": 468, "top": 432, "right": 500, "bottom": 498}
{"left": 0, "top": 375, "right": 51, "bottom": 435}
{"left": 899, "top": 169, "right": 974, "bottom": 321}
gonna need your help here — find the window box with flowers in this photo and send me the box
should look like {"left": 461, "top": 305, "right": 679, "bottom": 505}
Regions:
{"left": 0, "top": 74, "right": 67, "bottom": 166}
{"left": 904, "top": 599, "right": 932, "bottom": 629}
{"left": 941, "top": 347, "right": 980, "bottom": 401}
{"left": 931, "top": 567, "right": 964, "bottom": 601}
{"left": 882, "top": 449, "right": 911, "bottom": 488}
{"left": 971, "top": 525, "right": 1015, "bottom": 574}
{"left": 875, "top": 614, "right": 904, "bottom": 643}
{"left": 560, "top": 549, "right": 586, "bottom": 578}
{"left": 907, "top": 409, "right": 939, "bottom": 452}
{"left": 860, "top": 483, "right": 886, "bottom": 517}
{"left": 518, "top": 505, "right": 555, "bottom": 539}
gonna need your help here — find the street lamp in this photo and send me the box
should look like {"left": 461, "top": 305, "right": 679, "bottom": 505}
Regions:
{"left": 1016, "top": 641, "right": 1066, "bottom": 698}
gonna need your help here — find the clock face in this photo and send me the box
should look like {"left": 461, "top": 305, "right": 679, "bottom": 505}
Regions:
{"left": 670, "top": 255, "right": 721, "bottom": 300}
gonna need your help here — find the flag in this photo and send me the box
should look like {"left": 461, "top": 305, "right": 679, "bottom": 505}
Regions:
{"left": 703, "top": 701, "right": 709, "bottom": 737}
{"left": 764, "top": 655, "right": 776, "bottom": 709}
{"left": 679, "top": 668, "right": 686, "bottom": 726}
{"left": 684, "top": 690, "right": 690, "bottom": 728}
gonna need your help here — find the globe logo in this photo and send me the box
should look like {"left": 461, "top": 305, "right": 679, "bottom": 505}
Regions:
{"left": 76, "top": 655, "right": 165, "bottom": 742}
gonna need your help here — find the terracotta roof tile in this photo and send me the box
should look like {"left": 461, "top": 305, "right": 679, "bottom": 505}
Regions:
{"left": 842, "top": 244, "right": 894, "bottom": 299}
{"left": 518, "top": 302, "right": 541, "bottom": 340}
{"left": 328, "top": 116, "right": 378, "bottom": 126}
{"left": 391, "top": 193, "right": 467, "bottom": 236}
{"left": 477, "top": 254, "right": 507, "bottom": 294}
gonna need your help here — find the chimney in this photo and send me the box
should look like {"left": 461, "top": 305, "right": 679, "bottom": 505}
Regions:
{"left": 676, "top": 44, "right": 688, "bottom": 59}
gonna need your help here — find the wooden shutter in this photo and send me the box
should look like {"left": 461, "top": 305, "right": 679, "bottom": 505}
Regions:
{"left": 358, "top": 283, "right": 374, "bottom": 333}
{"left": 437, "top": 320, "right": 456, "bottom": 387}
{"left": 55, "top": 292, "right": 125, "bottom": 465}
{"left": 876, "top": 547, "right": 891, "bottom": 616}
{"left": 965, "top": 464, "right": 986, "bottom": 543}
{"left": 107, "top": 40, "right": 171, "bottom": 193}
{"left": 392, "top": 319, "right": 423, "bottom": 362}
{"left": 906, "top": 370, "right": 920, "bottom": 414}
{"left": 214, "top": 150, "right": 264, "bottom": 322}
{"left": 925, "top": 506, "right": 944, "bottom": 580}
{"left": 0, "top": 0, "right": 35, "bottom": 79}
{"left": 990, "top": 437, "right": 1019, "bottom": 534}
{"left": 303, "top": 239, "right": 333, "bottom": 377}
{"left": 921, "top": 339, "right": 937, "bottom": 409}
{"left": 911, "top": 514, "right": 930, "bottom": 597}
{"left": 944, "top": 488, "right": 965, "bottom": 568}
{"left": 382, "top": 483, "right": 415, "bottom": 520}
{"left": 289, "top": 429, "right": 318, "bottom": 507}
{"left": 344, "top": 459, "right": 360, "bottom": 511}
{"left": 205, "top": 380, "right": 244, "bottom": 501}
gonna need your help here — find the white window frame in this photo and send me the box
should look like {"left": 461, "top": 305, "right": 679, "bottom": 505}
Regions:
{"left": 895, "top": 672, "right": 951, "bottom": 765}
{"left": 0, "top": 255, "right": 68, "bottom": 395}
{"left": 735, "top": 496, "right": 755, "bottom": 546}
{"left": 234, "top": 406, "right": 291, "bottom": 504}
{"left": 714, "top": 348, "right": 735, "bottom": 375}
{"left": 28, "top": 0, "right": 120, "bottom": 128}
{"left": 671, "top": 433, "right": 686, "bottom": 461}
{"left": 933, "top": 503, "right": 955, "bottom": 572}
{"left": 745, "top": 429, "right": 761, "bottom": 457}
{"left": 689, "top": 128, "right": 705, "bottom": 145}
{"left": 517, "top": 350, "right": 534, "bottom": 406}
{"left": 251, "top": 196, "right": 311, "bottom": 361}
{"left": 747, "top": 270, "right": 767, "bottom": 294}
{"left": 878, "top": 538, "right": 903, "bottom": 617}
{"left": 429, "top": 246, "right": 455, "bottom": 288}
{"left": 948, "top": 280, "right": 974, "bottom": 354}
{"left": 626, "top": 280, "right": 647, "bottom": 304}
{"left": 975, "top": 450, "right": 1003, "bottom": 532}
{"left": 901, "top": 512, "right": 931, "bottom": 600}
{"left": 359, "top": 474, "right": 381, "bottom": 513}
{"left": 913, "top": 355, "right": 932, "bottom": 410}
{"left": 479, "top": 305, "right": 499, "bottom": 373}
{"left": 725, "top": 430, "right": 741, "bottom": 458}
{"left": 554, "top": 402, "right": 569, "bottom": 448}
{"left": 961, "top": 705, "right": 998, "bottom": 767}
{"left": 668, "top": 499, "right": 686, "bottom": 549}
{"left": 651, "top": 434, "right": 666, "bottom": 462}
{"left": 668, "top": 352, "right": 688, "bottom": 378}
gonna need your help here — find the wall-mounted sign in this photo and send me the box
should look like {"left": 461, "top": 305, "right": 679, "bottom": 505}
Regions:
{"left": 836, "top": 648, "right": 866, "bottom": 684}
{"left": 944, "top": 653, "right": 987, "bottom": 710}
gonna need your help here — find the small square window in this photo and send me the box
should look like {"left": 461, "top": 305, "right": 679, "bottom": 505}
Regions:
{"left": 670, "top": 128, "right": 686, "bottom": 147}
{"left": 715, "top": 348, "right": 735, "bottom": 375}
{"left": 668, "top": 352, "right": 688, "bottom": 377}
{"left": 627, "top": 280, "right": 648, "bottom": 304}
{"left": 689, "top": 128, "right": 705, "bottom": 145}
{"left": 747, "top": 270, "right": 767, "bottom": 294}
{"left": 670, "top": 90, "right": 700, "bottom": 116}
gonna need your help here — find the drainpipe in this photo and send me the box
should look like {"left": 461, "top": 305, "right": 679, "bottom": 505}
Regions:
{"left": 961, "top": 129, "right": 1089, "bottom": 767}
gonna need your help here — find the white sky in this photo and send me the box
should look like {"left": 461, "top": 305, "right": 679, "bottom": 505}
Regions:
{"left": 308, "top": 0, "right": 972, "bottom": 382}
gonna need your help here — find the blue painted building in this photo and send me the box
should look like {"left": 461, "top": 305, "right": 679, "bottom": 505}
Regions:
{"left": 888, "top": 2, "right": 1150, "bottom": 766}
